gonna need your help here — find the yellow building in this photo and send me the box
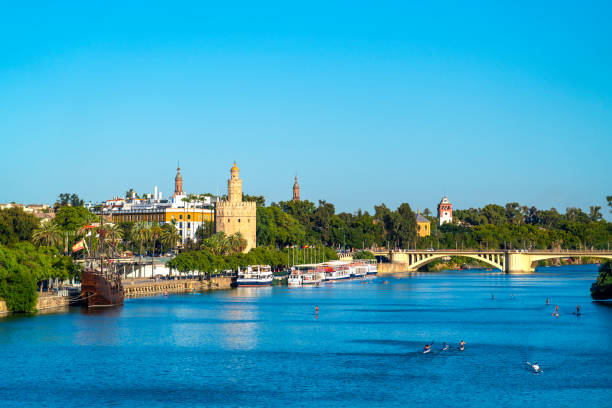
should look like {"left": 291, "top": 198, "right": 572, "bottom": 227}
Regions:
{"left": 215, "top": 162, "right": 257, "bottom": 252}
{"left": 110, "top": 165, "right": 215, "bottom": 242}
{"left": 416, "top": 212, "right": 431, "bottom": 237}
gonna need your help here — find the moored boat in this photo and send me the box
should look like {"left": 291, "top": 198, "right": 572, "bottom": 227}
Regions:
{"left": 81, "top": 269, "right": 124, "bottom": 307}
{"left": 289, "top": 264, "right": 324, "bottom": 286}
{"left": 350, "top": 261, "right": 368, "bottom": 278}
{"left": 237, "top": 265, "right": 274, "bottom": 286}
{"left": 366, "top": 259, "right": 378, "bottom": 275}
{"left": 321, "top": 261, "right": 351, "bottom": 281}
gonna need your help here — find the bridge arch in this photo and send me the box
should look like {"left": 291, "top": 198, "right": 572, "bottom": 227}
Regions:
{"left": 408, "top": 253, "right": 505, "bottom": 272}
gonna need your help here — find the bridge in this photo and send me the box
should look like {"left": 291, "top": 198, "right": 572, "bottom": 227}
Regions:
{"left": 369, "top": 249, "right": 612, "bottom": 274}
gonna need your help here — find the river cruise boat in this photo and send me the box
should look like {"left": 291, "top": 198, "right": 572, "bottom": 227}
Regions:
{"left": 349, "top": 261, "right": 368, "bottom": 279}
{"left": 237, "top": 265, "right": 274, "bottom": 286}
{"left": 366, "top": 259, "right": 378, "bottom": 275}
{"left": 288, "top": 264, "right": 323, "bottom": 286}
{"left": 321, "top": 261, "right": 351, "bottom": 281}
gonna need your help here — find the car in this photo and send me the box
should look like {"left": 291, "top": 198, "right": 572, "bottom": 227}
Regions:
{"left": 426, "top": 248, "right": 435, "bottom": 252}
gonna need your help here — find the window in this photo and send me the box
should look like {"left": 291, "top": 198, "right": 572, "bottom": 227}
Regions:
{"left": 187, "top": 222, "right": 191, "bottom": 228}
{"left": 179, "top": 222, "right": 182, "bottom": 228}
{"left": 238, "top": 219, "right": 240, "bottom": 223}
{"left": 188, "top": 215, "right": 191, "bottom": 220}
{"left": 179, "top": 215, "right": 183, "bottom": 220}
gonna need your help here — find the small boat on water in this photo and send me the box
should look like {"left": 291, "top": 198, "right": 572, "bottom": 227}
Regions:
{"left": 237, "top": 265, "right": 274, "bottom": 286}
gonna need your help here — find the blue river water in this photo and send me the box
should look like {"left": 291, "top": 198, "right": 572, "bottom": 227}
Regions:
{"left": 1, "top": 264, "right": 611, "bottom": 408}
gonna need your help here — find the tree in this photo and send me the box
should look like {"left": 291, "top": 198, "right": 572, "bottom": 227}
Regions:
{"left": 55, "top": 193, "right": 85, "bottom": 208}
{"left": 607, "top": 196, "right": 612, "bottom": 214}
{"left": 0, "top": 207, "right": 40, "bottom": 245}
{"left": 242, "top": 194, "right": 266, "bottom": 207}
{"left": 195, "top": 221, "right": 215, "bottom": 242}
{"left": 125, "top": 188, "right": 139, "bottom": 200}
{"left": 160, "top": 224, "right": 182, "bottom": 254}
{"left": 228, "top": 232, "right": 248, "bottom": 254}
{"left": 589, "top": 206, "right": 603, "bottom": 222}
{"left": 32, "top": 222, "right": 62, "bottom": 247}
{"left": 132, "top": 222, "right": 150, "bottom": 278}
{"left": 149, "top": 223, "right": 163, "bottom": 276}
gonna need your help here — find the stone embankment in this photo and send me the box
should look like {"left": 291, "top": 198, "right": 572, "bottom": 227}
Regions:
{"left": 0, "top": 294, "right": 70, "bottom": 316}
{"left": 123, "top": 277, "right": 233, "bottom": 298}
{"left": 378, "top": 263, "right": 410, "bottom": 275}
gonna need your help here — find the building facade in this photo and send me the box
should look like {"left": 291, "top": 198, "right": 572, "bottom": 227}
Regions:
{"left": 437, "top": 196, "right": 453, "bottom": 226}
{"left": 416, "top": 212, "right": 431, "bottom": 237}
{"left": 215, "top": 162, "right": 257, "bottom": 252}
{"left": 292, "top": 176, "right": 300, "bottom": 202}
{"left": 110, "top": 166, "right": 215, "bottom": 243}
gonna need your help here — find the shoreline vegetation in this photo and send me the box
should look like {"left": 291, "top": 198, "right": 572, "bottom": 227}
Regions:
{"left": 591, "top": 261, "right": 612, "bottom": 300}
{"left": 1, "top": 193, "right": 611, "bottom": 313}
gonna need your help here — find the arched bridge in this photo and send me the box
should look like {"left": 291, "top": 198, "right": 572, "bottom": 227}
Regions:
{"left": 370, "top": 249, "right": 612, "bottom": 274}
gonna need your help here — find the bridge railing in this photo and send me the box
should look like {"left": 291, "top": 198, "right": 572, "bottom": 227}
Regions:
{"left": 371, "top": 249, "right": 612, "bottom": 254}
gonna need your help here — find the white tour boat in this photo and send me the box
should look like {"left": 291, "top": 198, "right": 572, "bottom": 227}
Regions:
{"left": 321, "top": 261, "right": 351, "bottom": 281}
{"left": 237, "top": 265, "right": 274, "bottom": 286}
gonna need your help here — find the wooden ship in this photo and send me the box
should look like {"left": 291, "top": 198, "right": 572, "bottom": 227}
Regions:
{"left": 80, "top": 215, "right": 124, "bottom": 307}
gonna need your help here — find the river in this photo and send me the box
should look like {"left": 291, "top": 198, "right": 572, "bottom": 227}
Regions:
{"left": 0, "top": 264, "right": 610, "bottom": 407}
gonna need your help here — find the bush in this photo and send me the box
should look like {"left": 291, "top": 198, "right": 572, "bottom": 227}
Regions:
{"left": 0, "top": 268, "right": 38, "bottom": 313}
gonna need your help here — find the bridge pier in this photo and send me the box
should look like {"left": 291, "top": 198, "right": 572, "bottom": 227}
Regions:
{"left": 505, "top": 253, "right": 535, "bottom": 274}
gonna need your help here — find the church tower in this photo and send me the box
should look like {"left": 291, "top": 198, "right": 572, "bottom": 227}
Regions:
{"left": 173, "top": 163, "right": 184, "bottom": 198}
{"left": 292, "top": 176, "right": 300, "bottom": 202}
{"left": 215, "top": 162, "right": 257, "bottom": 252}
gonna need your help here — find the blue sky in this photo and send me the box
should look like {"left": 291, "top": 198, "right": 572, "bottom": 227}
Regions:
{"left": 1, "top": 1, "right": 611, "bottom": 216}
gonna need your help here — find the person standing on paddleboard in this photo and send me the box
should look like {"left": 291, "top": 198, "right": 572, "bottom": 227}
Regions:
{"left": 459, "top": 340, "right": 465, "bottom": 351}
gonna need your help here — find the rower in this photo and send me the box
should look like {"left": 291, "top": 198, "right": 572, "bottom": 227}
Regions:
{"left": 315, "top": 305, "right": 319, "bottom": 313}
{"left": 553, "top": 305, "right": 559, "bottom": 317}
{"left": 459, "top": 340, "right": 465, "bottom": 351}
{"left": 441, "top": 342, "right": 449, "bottom": 351}
{"left": 576, "top": 304, "right": 581, "bottom": 315}
{"left": 546, "top": 297, "right": 550, "bottom": 305}
{"left": 531, "top": 362, "right": 540, "bottom": 373}
{"left": 423, "top": 344, "right": 432, "bottom": 353}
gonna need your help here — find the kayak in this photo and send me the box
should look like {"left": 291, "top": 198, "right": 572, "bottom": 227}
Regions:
{"left": 423, "top": 349, "right": 431, "bottom": 354}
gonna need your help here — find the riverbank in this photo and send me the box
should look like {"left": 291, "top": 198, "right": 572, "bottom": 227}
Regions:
{"left": 0, "top": 292, "right": 70, "bottom": 317}
{"left": 123, "top": 277, "right": 233, "bottom": 298}
{"left": 0, "top": 277, "right": 234, "bottom": 317}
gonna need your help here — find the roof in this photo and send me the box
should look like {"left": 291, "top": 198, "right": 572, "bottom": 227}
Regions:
{"left": 416, "top": 214, "right": 430, "bottom": 223}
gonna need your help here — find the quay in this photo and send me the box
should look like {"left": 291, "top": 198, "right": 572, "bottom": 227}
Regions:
{"left": 123, "top": 277, "right": 234, "bottom": 298}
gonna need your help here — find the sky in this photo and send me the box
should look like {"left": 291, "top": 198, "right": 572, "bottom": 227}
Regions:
{"left": 1, "top": 1, "right": 611, "bottom": 216}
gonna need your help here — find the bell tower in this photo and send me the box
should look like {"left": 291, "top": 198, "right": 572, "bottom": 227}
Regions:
{"left": 292, "top": 176, "right": 300, "bottom": 202}
{"left": 173, "top": 163, "right": 184, "bottom": 198}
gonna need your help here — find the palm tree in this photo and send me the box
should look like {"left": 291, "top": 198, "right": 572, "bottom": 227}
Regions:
{"left": 228, "top": 232, "right": 247, "bottom": 254}
{"left": 161, "top": 225, "right": 182, "bottom": 253}
{"left": 202, "top": 232, "right": 229, "bottom": 255}
{"left": 132, "top": 221, "right": 150, "bottom": 278}
{"left": 100, "top": 223, "right": 123, "bottom": 257}
{"left": 149, "top": 222, "right": 163, "bottom": 277}
{"left": 161, "top": 225, "right": 182, "bottom": 278}
{"left": 32, "top": 222, "right": 62, "bottom": 247}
